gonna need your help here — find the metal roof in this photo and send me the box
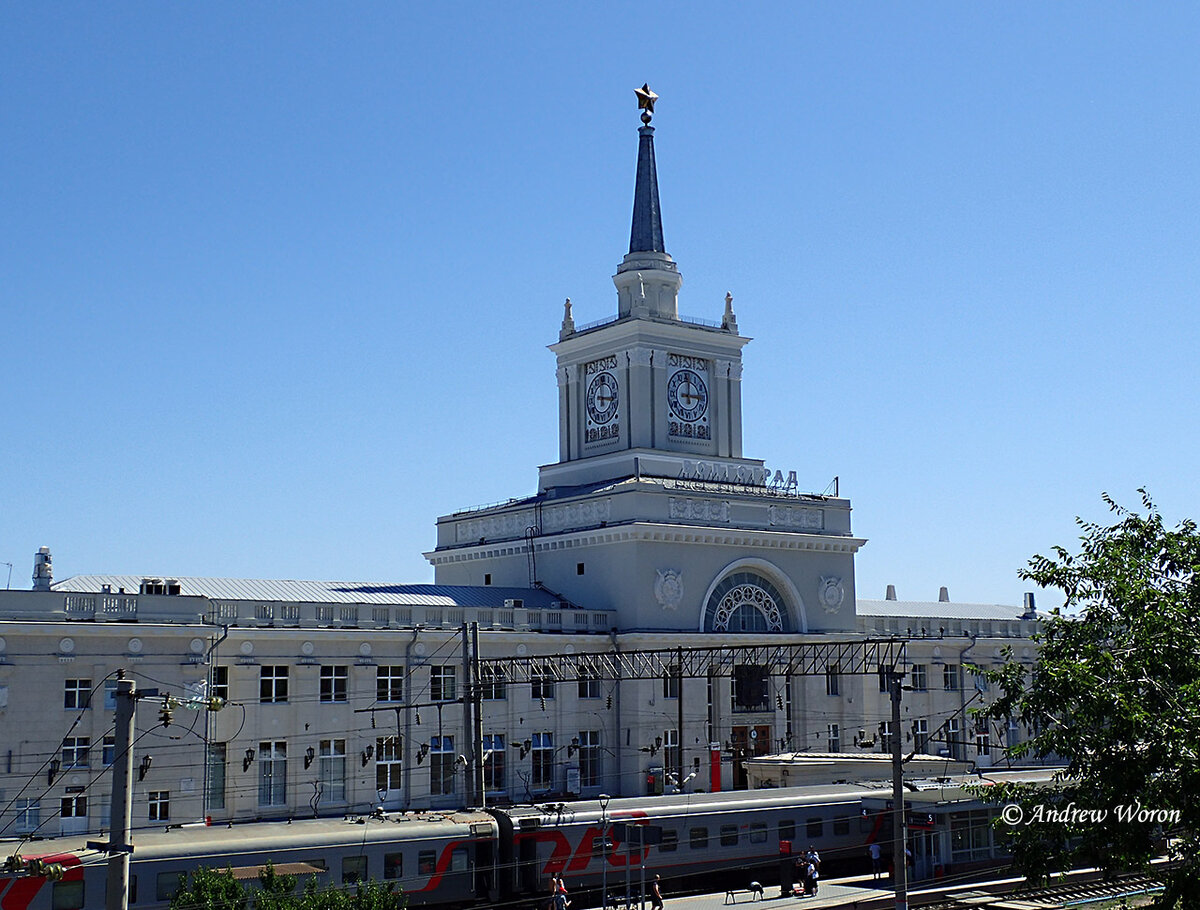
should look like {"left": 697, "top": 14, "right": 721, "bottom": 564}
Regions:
{"left": 52, "top": 575, "right": 569, "bottom": 608}
{"left": 857, "top": 599, "right": 1027, "bottom": 621}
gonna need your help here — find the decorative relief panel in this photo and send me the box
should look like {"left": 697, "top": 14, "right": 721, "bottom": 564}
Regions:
{"left": 767, "top": 505, "right": 824, "bottom": 530}
{"left": 819, "top": 576, "right": 845, "bottom": 612}
{"left": 455, "top": 500, "right": 612, "bottom": 543}
{"left": 654, "top": 569, "right": 684, "bottom": 610}
{"left": 542, "top": 500, "right": 611, "bottom": 532}
{"left": 669, "top": 497, "right": 730, "bottom": 523}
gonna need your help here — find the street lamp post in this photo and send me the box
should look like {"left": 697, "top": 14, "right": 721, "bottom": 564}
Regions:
{"left": 599, "top": 793, "right": 611, "bottom": 910}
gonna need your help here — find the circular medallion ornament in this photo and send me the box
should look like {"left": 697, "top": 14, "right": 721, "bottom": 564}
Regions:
{"left": 59, "top": 637, "right": 75, "bottom": 654}
{"left": 516, "top": 644, "right": 528, "bottom": 657}
{"left": 654, "top": 569, "right": 684, "bottom": 610}
{"left": 585, "top": 372, "right": 619, "bottom": 425}
{"left": 301, "top": 641, "right": 315, "bottom": 656}
{"left": 667, "top": 369, "right": 709, "bottom": 422}
{"left": 240, "top": 641, "right": 254, "bottom": 656}
{"left": 413, "top": 643, "right": 427, "bottom": 657}
{"left": 819, "top": 576, "right": 845, "bottom": 612}
{"left": 190, "top": 638, "right": 205, "bottom": 654}
{"left": 358, "top": 642, "right": 372, "bottom": 658}
{"left": 127, "top": 638, "right": 143, "bottom": 654}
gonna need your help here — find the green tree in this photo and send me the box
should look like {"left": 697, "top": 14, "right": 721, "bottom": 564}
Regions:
{"left": 169, "top": 865, "right": 249, "bottom": 910}
{"left": 979, "top": 492, "right": 1200, "bottom": 908}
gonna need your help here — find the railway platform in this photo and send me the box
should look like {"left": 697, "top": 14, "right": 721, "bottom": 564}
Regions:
{"left": 616, "top": 873, "right": 896, "bottom": 910}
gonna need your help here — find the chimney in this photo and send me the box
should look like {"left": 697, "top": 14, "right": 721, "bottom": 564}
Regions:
{"left": 1022, "top": 592, "right": 1037, "bottom": 620}
{"left": 938, "top": 586, "right": 950, "bottom": 602}
{"left": 32, "top": 547, "right": 53, "bottom": 592}
{"left": 885, "top": 584, "right": 897, "bottom": 601}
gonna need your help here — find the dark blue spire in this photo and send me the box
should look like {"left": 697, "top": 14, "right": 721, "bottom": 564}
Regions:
{"left": 629, "top": 125, "right": 665, "bottom": 255}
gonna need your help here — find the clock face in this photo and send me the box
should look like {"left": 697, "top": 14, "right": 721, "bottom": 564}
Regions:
{"left": 586, "top": 372, "right": 619, "bottom": 425}
{"left": 667, "top": 368, "right": 709, "bottom": 422}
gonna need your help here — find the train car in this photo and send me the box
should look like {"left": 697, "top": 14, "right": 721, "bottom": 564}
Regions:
{"left": 499, "top": 783, "right": 889, "bottom": 900}
{"left": 0, "top": 809, "right": 499, "bottom": 910}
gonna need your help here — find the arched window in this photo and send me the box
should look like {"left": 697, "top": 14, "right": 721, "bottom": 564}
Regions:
{"left": 704, "top": 572, "right": 790, "bottom": 633}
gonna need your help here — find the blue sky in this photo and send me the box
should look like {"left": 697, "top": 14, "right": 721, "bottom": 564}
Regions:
{"left": 3, "top": 3, "right": 1197, "bottom": 606}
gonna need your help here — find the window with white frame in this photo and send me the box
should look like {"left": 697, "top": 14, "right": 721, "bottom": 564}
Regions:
{"left": 14, "top": 799, "right": 39, "bottom": 834}
{"left": 483, "top": 734, "right": 505, "bottom": 792}
{"left": 913, "top": 719, "right": 929, "bottom": 754}
{"left": 258, "top": 741, "right": 286, "bottom": 806}
{"left": 148, "top": 791, "right": 169, "bottom": 822}
{"left": 532, "top": 732, "right": 553, "bottom": 788}
{"left": 578, "top": 730, "right": 601, "bottom": 788}
{"left": 320, "top": 666, "right": 348, "bottom": 703}
{"left": 662, "top": 665, "right": 679, "bottom": 699}
{"left": 320, "top": 739, "right": 346, "bottom": 802}
{"left": 62, "top": 737, "right": 89, "bottom": 768}
{"left": 211, "top": 666, "right": 229, "bottom": 702}
{"left": 481, "top": 665, "right": 507, "bottom": 700}
{"left": 208, "top": 743, "right": 227, "bottom": 810}
{"left": 879, "top": 722, "right": 893, "bottom": 755}
{"left": 943, "top": 663, "right": 961, "bottom": 691}
{"left": 577, "top": 661, "right": 601, "bottom": 699}
{"left": 531, "top": 663, "right": 555, "bottom": 701}
{"left": 431, "top": 666, "right": 456, "bottom": 702}
{"left": 975, "top": 721, "right": 990, "bottom": 757}
{"left": 260, "top": 666, "right": 289, "bottom": 704}
{"left": 910, "top": 664, "right": 928, "bottom": 691}
{"left": 104, "top": 679, "right": 119, "bottom": 710}
{"left": 827, "top": 723, "right": 840, "bottom": 753}
{"left": 60, "top": 796, "right": 86, "bottom": 820}
{"left": 377, "top": 666, "right": 404, "bottom": 703}
{"left": 430, "top": 735, "right": 455, "bottom": 796}
{"left": 103, "top": 736, "right": 115, "bottom": 766}
{"left": 662, "top": 729, "right": 680, "bottom": 779}
{"left": 64, "top": 679, "right": 91, "bottom": 710}
{"left": 825, "top": 663, "right": 840, "bottom": 696}
{"left": 376, "top": 736, "right": 402, "bottom": 793}
{"left": 947, "top": 718, "right": 963, "bottom": 761}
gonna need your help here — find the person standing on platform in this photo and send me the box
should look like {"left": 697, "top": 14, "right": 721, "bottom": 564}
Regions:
{"left": 650, "top": 874, "right": 664, "bottom": 910}
{"left": 869, "top": 842, "right": 882, "bottom": 881}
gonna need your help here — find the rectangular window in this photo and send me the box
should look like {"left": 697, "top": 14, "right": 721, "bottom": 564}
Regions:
{"left": 384, "top": 853, "right": 403, "bottom": 880}
{"left": 877, "top": 664, "right": 888, "bottom": 693}
{"left": 483, "top": 734, "right": 506, "bottom": 792}
{"left": 52, "top": 880, "right": 85, "bottom": 910}
{"left": 342, "top": 855, "right": 367, "bottom": 885}
{"left": 689, "top": 827, "right": 709, "bottom": 849}
{"left": 662, "top": 729, "right": 680, "bottom": 781}
{"left": 320, "top": 666, "right": 348, "bottom": 703}
{"left": 975, "top": 721, "right": 990, "bottom": 757}
{"left": 60, "top": 796, "right": 86, "bottom": 820}
{"left": 104, "top": 679, "right": 118, "bottom": 710}
{"left": 103, "top": 736, "right": 116, "bottom": 767}
{"left": 834, "top": 817, "right": 850, "bottom": 836}
{"left": 260, "top": 666, "right": 289, "bottom": 704}
{"left": 531, "top": 663, "right": 555, "bottom": 701}
{"left": 749, "top": 823, "right": 768, "bottom": 844}
{"left": 258, "top": 741, "right": 287, "bottom": 806}
{"left": 451, "top": 848, "right": 468, "bottom": 872}
{"left": 662, "top": 665, "right": 679, "bottom": 699}
{"left": 910, "top": 664, "right": 927, "bottom": 691}
{"left": 320, "top": 739, "right": 347, "bottom": 802}
{"left": 418, "top": 851, "right": 436, "bottom": 876}
{"left": 207, "top": 743, "right": 227, "bottom": 810}
{"left": 430, "top": 735, "right": 455, "bottom": 796}
{"left": 947, "top": 718, "right": 963, "bottom": 761}
{"left": 913, "top": 720, "right": 929, "bottom": 754}
{"left": 431, "top": 666, "right": 456, "bottom": 702}
{"left": 148, "top": 791, "right": 169, "bottom": 822}
{"left": 377, "top": 666, "right": 404, "bottom": 703}
{"left": 825, "top": 663, "right": 840, "bottom": 696}
{"left": 1006, "top": 718, "right": 1020, "bottom": 749}
{"left": 720, "top": 825, "right": 739, "bottom": 846}
{"left": 14, "top": 799, "right": 39, "bottom": 834}
{"left": 156, "top": 872, "right": 183, "bottom": 902}
{"left": 376, "top": 736, "right": 402, "bottom": 794}
{"left": 944, "top": 663, "right": 961, "bottom": 691}
{"left": 481, "top": 665, "right": 507, "bottom": 700}
{"left": 778, "top": 820, "right": 795, "bottom": 842}
{"left": 578, "top": 730, "right": 601, "bottom": 788}
{"left": 880, "top": 722, "right": 894, "bottom": 755}
{"left": 806, "top": 817, "right": 823, "bottom": 838}
{"left": 659, "top": 830, "right": 678, "bottom": 852}
{"left": 532, "top": 732, "right": 553, "bottom": 789}
{"left": 62, "top": 737, "right": 90, "bottom": 768}
{"left": 827, "top": 723, "right": 840, "bottom": 753}
{"left": 64, "top": 679, "right": 91, "bottom": 710}
{"left": 211, "top": 666, "right": 229, "bottom": 702}
{"left": 577, "top": 661, "right": 601, "bottom": 699}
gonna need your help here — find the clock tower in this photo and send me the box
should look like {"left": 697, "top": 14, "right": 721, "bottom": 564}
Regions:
{"left": 541, "top": 86, "right": 757, "bottom": 493}
{"left": 430, "top": 88, "right": 863, "bottom": 636}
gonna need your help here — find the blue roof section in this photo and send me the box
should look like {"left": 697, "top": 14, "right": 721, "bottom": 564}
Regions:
{"left": 628, "top": 125, "right": 665, "bottom": 254}
{"left": 52, "top": 575, "right": 569, "bottom": 608}
{"left": 857, "top": 599, "right": 1026, "bottom": 621}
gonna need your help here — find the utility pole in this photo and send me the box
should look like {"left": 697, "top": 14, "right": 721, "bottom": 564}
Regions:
{"left": 675, "top": 647, "right": 684, "bottom": 790}
{"left": 890, "top": 671, "right": 908, "bottom": 910}
{"left": 470, "top": 622, "right": 485, "bottom": 808}
{"left": 105, "top": 673, "right": 135, "bottom": 910}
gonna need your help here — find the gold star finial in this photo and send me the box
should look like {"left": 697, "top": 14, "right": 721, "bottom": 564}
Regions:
{"left": 635, "top": 83, "right": 658, "bottom": 123}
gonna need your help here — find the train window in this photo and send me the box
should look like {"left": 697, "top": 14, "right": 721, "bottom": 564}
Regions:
{"left": 51, "top": 880, "right": 84, "bottom": 910}
{"left": 689, "top": 827, "right": 709, "bottom": 849}
{"left": 720, "top": 825, "right": 739, "bottom": 846}
{"left": 156, "top": 872, "right": 183, "bottom": 902}
{"left": 343, "top": 855, "right": 367, "bottom": 884}
{"left": 308, "top": 858, "right": 328, "bottom": 871}
{"left": 450, "top": 848, "right": 469, "bottom": 872}
{"left": 834, "top": 817, "right": 850, "bottom": 836}
{"left": 806, "top": 818, "right": 823, "bottom": 838}
{"left": 778, "top": 820, "right": 796, "bottom": 842}
{"left": 749, "top": 823, "right": 768, "bottom": 844}
{"left": 658, "top": 830, "right": 678, "bottom": 852}
{"left": 419, "top": 850, "right": 437, "bottom": 875}
{"left": 384, "top": 853, "right": 403, "bottom": 880}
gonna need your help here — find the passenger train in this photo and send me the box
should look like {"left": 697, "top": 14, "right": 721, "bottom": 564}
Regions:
{"left": 0, "top": 784, "right": 899, "bottom": 910}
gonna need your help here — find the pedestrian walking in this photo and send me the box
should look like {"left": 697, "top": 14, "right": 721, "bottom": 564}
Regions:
{"left": 650, "top": 874, "right": 664, "bottom": 910}
{"left": 868, "top": 842, "right": 882, "bottom": 881}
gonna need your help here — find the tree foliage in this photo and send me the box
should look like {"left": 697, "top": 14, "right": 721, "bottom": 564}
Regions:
{"left": 978, "top": 491, "right": 1200, "bottom": 908}
{"left": 169, "top": 861, "right": 406, "bottom": 910}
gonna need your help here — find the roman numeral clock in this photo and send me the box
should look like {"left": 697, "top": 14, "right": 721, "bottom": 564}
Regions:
{"left": 667, "top": 354, "right": 711, "bottom": 441}
{"left": 584, "top": 355, "right": 620, "bottom": 444}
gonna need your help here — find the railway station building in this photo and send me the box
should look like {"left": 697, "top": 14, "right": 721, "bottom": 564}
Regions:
{"left": 0, "top": 99, "right": 1046, "bottom": 840}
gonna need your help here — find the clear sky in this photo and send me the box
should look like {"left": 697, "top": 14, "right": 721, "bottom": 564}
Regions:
{"left": 3, "top": 3, "right": 1198, "bottom": 607}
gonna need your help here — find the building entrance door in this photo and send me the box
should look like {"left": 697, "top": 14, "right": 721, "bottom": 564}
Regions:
{"left": 730, "top": 725, "right": 771, "bottom": 789}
